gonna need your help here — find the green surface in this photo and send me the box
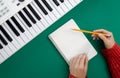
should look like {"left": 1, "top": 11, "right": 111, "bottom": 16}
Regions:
{"left": 0, "top": 0, "right": 120, "bottom": 78}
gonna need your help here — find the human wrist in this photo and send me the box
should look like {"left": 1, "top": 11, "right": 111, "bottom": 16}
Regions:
{"left": 105, "top": 42, "right": 115, "bottom": 49}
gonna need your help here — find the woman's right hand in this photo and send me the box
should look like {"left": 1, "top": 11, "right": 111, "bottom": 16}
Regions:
{"left": 92, "top": 29, "right": 115, "bottom": 49}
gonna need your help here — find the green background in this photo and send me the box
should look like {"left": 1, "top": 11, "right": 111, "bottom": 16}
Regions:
{"left": 0, "top": 0, "right": 120, "bottom": 78}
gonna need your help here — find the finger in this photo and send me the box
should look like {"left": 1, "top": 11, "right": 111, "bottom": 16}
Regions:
{"left": 70, "top": 56, "right": 77, "bottom": 67}
{"left": 76, "top": 54, "right": 82, "bottom": 65}
{"left": 93, "top": 37, "right": 96, "bottom": 40}
{"left": 72, "top": 55, "right": 79, "bottom": 67}
{"left": 92, "top": 34, "right": 98, "bottom": 40}
{"left": 94, "top": 29, "right": 113, "bottom": 37}
{"left": 93, "top": 29, "right": 110, "bottom": 34}
{"left": 84, "top": 55, "right": 88, "bottom": 71}
{"left": 98, "top": 34, "right": 108, "bottom": 42}
{"left": 70, "top": 57, "right": 74, "bottom": 67}
{"left": 79, "top": 54, "right": 86, "bottom": 68}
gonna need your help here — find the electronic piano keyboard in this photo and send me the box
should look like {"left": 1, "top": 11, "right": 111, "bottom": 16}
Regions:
{"left": 0, "top": 0, "right": 83, "bottom": 64}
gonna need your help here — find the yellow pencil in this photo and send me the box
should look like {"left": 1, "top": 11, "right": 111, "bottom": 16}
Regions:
{"left": 72, "top": 28, "right": 110, "bottom": 37}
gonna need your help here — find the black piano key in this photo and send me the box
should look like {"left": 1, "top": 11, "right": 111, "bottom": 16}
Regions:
{"left": 0, "top": 43, "right": 3, "bottom": 49}
{"left": 6, "top": 20, "right": 20, "bottom": 36}
{"left": 19, "top": 0, "right": 25, "bottom": 2}
{"left": 34, "top": 0, "right": 48, "bottom": 15}
{"left": 18, "top": 11, "right": 32, "bottom": 27}
{"left": 0, "top": 25, "right": 13, "bottom": 42}
{"left": 0, "top": 34, "right": 8, "bottom": 45}
{"left": 53, "top": 0, "right": 60, "bottom": 6}
{"left": 27, "top": 4, "right": 41, "bottom": 20}
{"left": 23, "top": 8, "right": 36, "bottom": 24}
{"left": 41, "top": 0, "right": 53, "bottom": 11}
{"left": 11, "top": 16, "right": 25, "bottom": 33}
{"left": 59, "top": 0, "right": 64, "bottom": 3}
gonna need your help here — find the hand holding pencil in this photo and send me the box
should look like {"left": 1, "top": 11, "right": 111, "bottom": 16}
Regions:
{"left": 72, "top": 28, "right": 115, "bottom": 49}
{"left": 92, "top": 29, "right": 115, "bottom": 49}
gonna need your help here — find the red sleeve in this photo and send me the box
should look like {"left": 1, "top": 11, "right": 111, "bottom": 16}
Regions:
{"left": 102, "top": 43, "right": 120, "bottom": 78}
{"left": 69, "top": 74, "right": 87, "bottom": 78}
{"left": 69, "top": 74, "right": 76, "bottom": 78}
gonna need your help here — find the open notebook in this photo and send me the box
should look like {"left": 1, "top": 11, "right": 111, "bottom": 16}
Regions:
{"left": 49, "top": 19, "right": 97, "bottom": 64}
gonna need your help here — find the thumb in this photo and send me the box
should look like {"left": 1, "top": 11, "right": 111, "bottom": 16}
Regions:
{"left": 84, "top": 55, "right": 88, "bottom": 71}
{"left": 98, "top": 34, "right": 107, "bottom": 42}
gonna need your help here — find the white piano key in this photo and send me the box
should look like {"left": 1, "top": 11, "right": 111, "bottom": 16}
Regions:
{"left": 48, "top": 11, "right": 57, "bottom": 22}
{"left": 14, "top": 15, "right": 33, "bottom": 40}
{"left": 74, "top": 0, "right": 82, "bottom": 4}
{"left": 32, "top": 1, "right": 50, "bottom": 27}
{"left": 37, "top": 21, "right": 46, "bottom": 31}
{"left": 9, "top": 19, "right": 29, "bottom": 43}
{"left": 49, "top": 0, "right": 65, "bottom": 16}
{"left": 24, "top": 6, "right": 41, "bottom": 34}
{"left": 7, "top": 42, "right": 17, "bottom": 54}
{"left": 68, "top": 0, "right": 77, "bottom": 7}
{"left": 40, "top": 0, "right": 57, "bottom": 22}
{"left": 0, "top": 31, "right": 17, "bottom": 53}
{"left": 30, "top": 2, "right": 47, "bottom": 30}
{"left": 0, "top": 43, "right": 9, "bottom": 59}
{"left": 49, "top": 0, "right": 61, "bottom": 16}
{"left": 23, "top": 7, "right": 40, "bottom": 35}
{"left": 21, "top": 10, "right": 37, "bottom": 37}
{"left": 64, "top": 0, "right": 73, "bottom": 10}
{"left": 0, "top": 40, "right": 13, "bottom": 56}
{"left": 1, "top": 24, "right": 21, "bottom": 49}
{"left": 16, "top": 14, "right": 35, "bottom": 38}
{"left": 48, "top": 1, "right": 61, "bottom": 19}
{"left": 35, "top": 1, "right": 53, "bottom": 25}
{"left": 57, "top": 0, "right": 69, "bottom": 13}
{"left": 39, "top": 17, "right": 49, "bottom": 28}
{"left": 4, "top": 22, "right": 25, "bottom": 47}
{"left": 0, "top": 53, "right": 4, "bottom": 63}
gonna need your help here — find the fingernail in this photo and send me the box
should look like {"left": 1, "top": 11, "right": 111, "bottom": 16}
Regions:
{"left": 91, "top": 35, "right": 94, "bottom": 37}
{"left": 82, "top": 53, "right": 86, "bottom": 57}
{"left": 106, "top": 35, "right": 111, "bottom": 37}
{"left": 93, "top": 38, "right": 95, "bottom": 40}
